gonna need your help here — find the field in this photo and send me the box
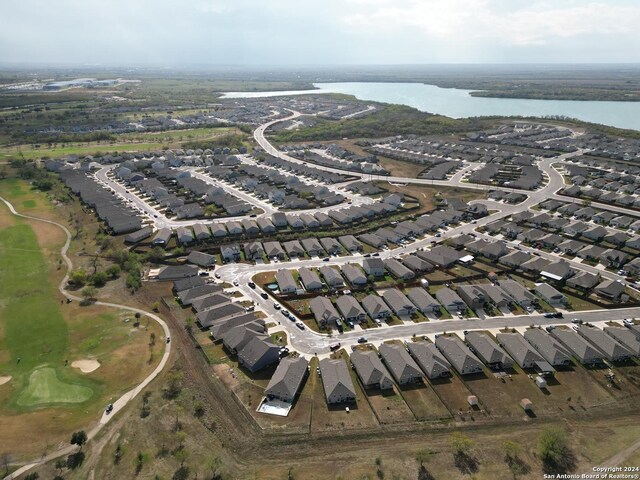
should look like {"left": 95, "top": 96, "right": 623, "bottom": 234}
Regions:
{"left": 0, "top": 126, "right": 240, "bottom": 160}
{"left": 0, "top": 178, "right": 164, "bottom": 459}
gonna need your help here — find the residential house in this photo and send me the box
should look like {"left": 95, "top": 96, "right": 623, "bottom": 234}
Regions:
{"left": 435, "top": 335, "right": 484, "bottom": 375}
{"left": 309, "top": 296, "right": 340, "bottom": 328}
{"left": 465, "top": 331, "right": 514, "bottom": 370}
{"left": 435, "top": 287, "right": 467, "bottom": 314}
{"left": 361, "top": 294, "right": 391, "bottom": 319}
{"left": 265, "top": 357, "right": 309, "bottom": 403}
{"left": 187, "top": 250, "right": 216, "bottom": 268}
{"left": 319, "top": 358, "right": 357, "bottom": 404}
{"left": 300, "top": 238, "right": 324, "bottom": 257}
{"left": 335, "top": 295, "right": 366, "bottom": 323}
{"left": 338, "top": 235, "right": 363, "bottom": 253}
{"left": 379, "top": 344, "right": 423, "bottom": 385}
{"left": 576, "top": 326, "right": 632, "bottom": 362}
{"left": 384, "top": 258, "right": 415, "bottom": 280}
{"left": 535, "top": 283, "right": 567, "bottom": 306}
{"left": 221, "top": 244, "right": 241, "bottom": 263}
{"left": 238, "top": 337, "right": 280, "bottom": 373}
{"left": 406, "top": 287, "right": 440, "bottom": 314}
{"left": 283, "top": 240, "right": 305, "bottom": 259}
{"left": 319, "top": 237, "right": 342, "bottom": 255}
{"left": 594, "top": 279, "right": 625, "bottom": 301}
{"left": 341, "top": 264, "right": 367, "bottom": 286}
{"left": 351, "top": 351, "right": 394, "bottom": 390}
{"left": 407, "top": 342, "right": 451, "bottom": 379}
{"left": 496, "top": 332, "right": 553, "bottom": 372}
{"left": 319, "top": 265, "right": 344, "bottom": 287}
{"left": 523, "top": 329, "right": 572, "bottom": 367}
{"left": 298, "top": 267, "right": 323, "bottom": 291}
{"left": 263, "top": 241, "right": 286, "bottom": 260}
{"left": 550, "top": 328, "right": 603, "bottom": 365}
{"left": 457, "top": 285, "right": 486, "bottom": 310}
{"left": 382, "top": 289, "right": 416, "bottom": 317}
{"left": 276, "top": 269, "right": 297, "bottom": 294}
{"left": 362, "top": 258, "right": 385, "bottom": 277}
{"left": 499, "top": 280, "right": 537, "bottom": 309}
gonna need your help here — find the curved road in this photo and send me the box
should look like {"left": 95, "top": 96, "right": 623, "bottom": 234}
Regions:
{"left": 0, "top": 195, "right": 171, "bottom": 480}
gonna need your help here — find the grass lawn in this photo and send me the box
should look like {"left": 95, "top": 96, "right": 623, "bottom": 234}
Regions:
{"left": 17, "top": 367, "right": 93, "bottom": 407}
{"left": 0, "top": 222, "right": 68, "bottom": 373}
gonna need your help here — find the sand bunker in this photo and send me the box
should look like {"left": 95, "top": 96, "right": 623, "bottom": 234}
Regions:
{"left": 0, "top": 376, "right": 11, "bottom": 386}
{"left": 71, "top": 359, "right": 100, "bottom": 373}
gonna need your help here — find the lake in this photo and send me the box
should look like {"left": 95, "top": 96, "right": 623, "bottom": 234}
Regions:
{"left": 222, "top": 82, "right": 640, "bottom": 131}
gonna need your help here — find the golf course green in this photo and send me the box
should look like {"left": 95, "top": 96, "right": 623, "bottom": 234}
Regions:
{"left": 17, "top": 367, "right": 93, "bottom": 407}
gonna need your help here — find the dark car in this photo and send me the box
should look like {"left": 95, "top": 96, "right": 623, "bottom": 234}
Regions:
{"left": 322, "top": 257, "right": 330, "bottom": 262}
{"left": 248, "top": 282, "right": 256, "bottom": 289}
{"left": 105, "top": 403, "right": 114, "bottom": 414}
{"left": 553, "top": 312, "right": 563, "bottom": 318}
{"left": 357, "top": 337, "right": 367, "bottom": 344}
{"left": 260, "top": 292, "right": 268, "bottom": 299}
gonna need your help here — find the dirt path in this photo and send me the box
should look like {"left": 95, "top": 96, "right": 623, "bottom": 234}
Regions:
{"left": 0, "top": 195, "right": 172, "bottom": 480}
{"left": 588, "top": 437, "right": 640, "bottom": 472}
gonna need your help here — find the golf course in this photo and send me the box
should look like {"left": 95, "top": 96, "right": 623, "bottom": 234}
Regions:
{"left": 0, "top": 178, "right": 164, "bottom": 459}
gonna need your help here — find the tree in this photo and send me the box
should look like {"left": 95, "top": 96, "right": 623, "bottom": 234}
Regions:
{"left": 135, "top": 451, "right": 147, "bottom": 475}
{"left": 81, "top": 286, "right": 98, "bottom": 302}
{"left": 90, "top": 271, "right": 108, "bottom": 287}
{"left": 538, "top": 428, "right": 568, "bottom": 466}
{"left": 68, "top": 269, "right": 88, "bottom": 287}
{"left": 502, "top": 440, "right": 520, "bottom": 461}
{"left": 70, "top": 430, "right": 88, "bottom": 450}
{"left": 174, "top": 447, "right": 188, "bottom": 467}
{"left": 106, "top": 264, "right": 121, "bottom": 279}
{"left": 415, "top": 449, "right": 433, "bottom": 467}
{"left": 206, "top": 456, "right": 222, "bottom": 480}
{"left": 24, "top": 473, "right": 39, "bottom": 480}
{"left": 450, "top": 432, "right": 473, "bottom": 454}
{"left": 55, "top": 458, "right": 67, "bottom": 474}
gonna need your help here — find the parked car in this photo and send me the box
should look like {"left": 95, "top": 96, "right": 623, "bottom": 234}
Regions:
{"left": 260, "top": 292, "right": 268, "bottom": 299}
{"left": 357, "top": 337, "right": 367, "bottom": 344}
{"left": 329, "top": 343, "right": 341, "bottom": 351}
{"left": 543, "top": 312, "right": 555, "bottom": 318}
{"left": 296, "top": 321, "right": 305, "bottom": 330}
{"left": 248, "top": 282, "right": 256, "bottom": 289}
{"left": 273, "top": 303, "right": 281, "bottom": 310}
{"left": 571, "top": 318, "right": 582, "bottom": 324}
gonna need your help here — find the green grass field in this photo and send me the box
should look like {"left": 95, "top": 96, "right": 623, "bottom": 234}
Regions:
{"left": 0, "top": 222, "right": 68, "bottom": 374}
{"left": 17, "top": 367, "right": 93, "bottom": 407}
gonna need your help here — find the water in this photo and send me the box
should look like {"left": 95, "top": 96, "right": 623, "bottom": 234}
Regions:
{"left": 222, "top": 82, "right": 640, "bottom": 131}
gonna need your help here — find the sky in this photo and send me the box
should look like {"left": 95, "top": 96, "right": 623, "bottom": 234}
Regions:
{"left": 1, "top": 0, "right": 639, "bottom": 65}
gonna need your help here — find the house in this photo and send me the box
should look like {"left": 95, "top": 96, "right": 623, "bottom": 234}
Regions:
{"left": 401, "top": 255, "right": 434, "bottom": 273}
{"left": 156, "top": 265, "right": 199, "bottom": 282}
{"left": 535, "top": 283, "right": 567, "bottom": 306}
{"left": 407, "top": 342, "right": 451, "bottom": 379}
{"left": 406, "top": 287, "right": 440, "bottom": 314}
{"left": 283, "top": 240, "right": 305, "bottom": 258}
{"left": 244, "top": 241, "right": 265, "bottom": 260}
{"left": 223, "top": 323, "right": 267, "bottom": 353}
{"left": 124, "top": 226, "right": 153, "bottom": 244}
{"left": 499, "top": 250, "right": 531, "bottom": 268}
{"left": 309, "top": 296, "right": 340, "bottom": 328}
{"left": 187, "top": 250, "right": 216, "bottom": 267}
{"left": 319, "top": 237, "right": 342, "bottom": 255}
{"left": 541, "top": 261, "right": 574, "bottom": 281}
{"left": 209, "top": 223, "right": 228, "bottom": 238}
{"left": 319, "top": 265, "right": 344, "bottom": 287}
{"left": 221, "top": 244, "right": 241, "bottom": 263}
{"left": 384, "top": 258, "right": 415, "bottom": 280}
{"left": 594, "top": 279, "right": 625, "bottom": 300}
{"left": 196, "top": 303, "right": 246, "bottom": 329}
{"left": 319, "top": 358, "right": 356, "bottom": 404}
{"left": 338, "top": 235, "right": 363, "bottom": 252}
{"left": 178, "top": 284, "right": 223, "bottom": 306}
{"left": 209, "top": 314, "right": 262, "bottom": 340}
{"left": 583, "top": 225, "right": 608, "bottom": 241}
{"left": 172, "top": 276, "right": 207, "bottom": 294}
{"left": 363, "top": 258, "right": 385, "bottom": 277}
{"left": 300, "top": 238, "right": 324, "bottom": 257}
{"left": 604, "top": 325, "right": 640, "bottom": 356}
{"left": 457, "top": 285, "right": 486, "bottom": 310}
{"left": 286, "top": 215, "right": 304, "bottom": 230}
{"left": 604, "top": 231, "right": 629, "bottom": 246}
{"left": 497, "top": 332, "right": 554, "bottom": 373}
{"left": 567, "top": 271, "right": 600, "bottom": 291}
{"left": 382, "top": 289, "right": 416, "bottom": 317}
{"left": 550, "top": 328, "right": 603, "bottom": 365}
{"left": 435, "top": 287, "right": 467, "bottom": 314}
{"left": 557, "top": 239, "right": 587, "bottom": 255}
{"left": 263, "top": 241, "right": 286, "bottom": 260}
{"left": 225, "top": 221, "right": 243, "bottom": 235}
{"left": 241, "top": 219, "right": 260, "bottom": 235}
{"left": 523, "top": 329, "right": 572, "bottom": 366}
{"left": 257, "top": 217, "right": 276, "bottom": 234}
{"left": 176, "top": 227, "right": 194, "bottom": 245}
{"left": 361, "top": 294, "right": 391, "bottom": 319}
{"left": 300, "top": 213, "right": 320, "bottom": 229}
{"left": 576, "top": 244, "right": 607, "bottom": 261}
{"left": 379, "top": 343, "right": 423, "bottom": 385}
{"left": 265, "top": 357, "right": 309, "bottom": 403}
{"left": 271, "top": 212, "right": 288, "bottom": 228}
{"left": 600, "top": 249, "right": 629, "bottom": 269}
{"left": 276, "top": 269, "right": 297, "bottom": 294}
{"left": 314, "top": 212, "right": 334, "bottom": 228}
{"left": 237, "top": 337, "right": 280, "bottom": 373}
{"left": 298, "top": 267, "right": 323, "bottom": 291}
{"left": 351, "top": 351, "right": 394, "bottom": 390}
{"left": 418, "top": 245, "right": 460, "bottom": 268}
{"left": 465, "top": 331, "right": 514, "bottom": 370}
{"left": 435, "top": 335, "right": 484, "bottom": 375}
{"left": 477, "top": 284, "right": 512, "bottom": 308}
{"left": 576, "top": 326, "right": 632, "bottom": 362}
{"left": 358, "top": 233, "right": 386, "bottom": 249}
{"left": 335, "top": 295, "right": 366, "bottom": 323}
{"left": 341, "top": 264, "right": 367, "bottom": 286}
{"left": 563, "top": 221, "right": 589, "bottom": 237}
{"left": 499, "top": 280, "right": 537, "bottom": 309}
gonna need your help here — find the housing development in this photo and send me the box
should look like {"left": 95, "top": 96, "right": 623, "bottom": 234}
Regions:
{"left": 3, "top": 68, "right": 640, "bottom": 479}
